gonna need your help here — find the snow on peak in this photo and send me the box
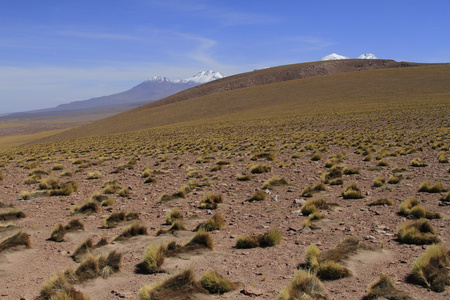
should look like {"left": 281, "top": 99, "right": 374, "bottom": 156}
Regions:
{"left": 321, "top": 53, "right": 350, "bottom": 61}
{"left": 183, "top": 70, "right": 224, "bottom": 84}
{"left": 147, "top": 76, "right": 171, "bottom": 82}
{"left": 357, "top": 53, "right": 379, "bottom": 59}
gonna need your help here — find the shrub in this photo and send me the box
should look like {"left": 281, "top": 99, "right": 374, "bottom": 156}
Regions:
{"left": 262, "top": 176, "right": 289, "bottom": 189}
{"left": 397, "top": 219, "right": 440, "bottom": 245}
{"left": 342, "top": 182, "right": 363, "bottom": 199}
{"left": 235, "top": 236, "right": 259, "bottom": 249}
{"left": 317, "top": 260, "right": 352, "bottom": 280}
{"left": 194, "top": 213, "right": 226, "bottom": 232}
{"left": 118, "top": 187, "right": 131, "bottom": 197}
{"left": 363, "top": 274, "right": 413, "bottom": 300}
{"left": 310, "top": 152, "right": 322, "bottom": 161}
{"left": 102, "top": 180, "right": 122, "bottom": 194}
{"left": 250, "top": 164, "right": 272, "bottom": 174}
{"left": 72, "top": 238, "right": 94, "bottom": 262}
{"left": 49, "top": 223, "right": 66, "bottom": 242}
{"left": 388, "top": 175, "right": 401, "bottom": 184}
{"left": 321, "top": 165, "right": 342, "bottom": 184}
{"left": 184, "top": 231, "right": 214, "bottom": 250}
{"left": 409, "top": 243, "right": 449, "bottom": 292}
{"left": 250, "top": 151, "right": 276, "bottom": 161}
{"left": 246, "top": 189, "right": 267, "bottom": 202}
{"left": 200, "top": 270, "right": 235, "bottom": 294}
{"left": 199, "top": 192, "right": 223, "bottom": 209}
{"left": 368, "top": 198, "right": 393, "bottom": 206}
{"left": 378, "top": 159, "right": 389, "bottom": 166}
{"left": 52, "top": 164, "right": 64, "bottom": 170}
{"left": 279, "top": 269, "right": 330, "bottom": 300}
{"left": 0, "top": 231, "right": 31, "bottom": 253}
{"left": 301, "top": 182, "right": 325, "bottom": 197}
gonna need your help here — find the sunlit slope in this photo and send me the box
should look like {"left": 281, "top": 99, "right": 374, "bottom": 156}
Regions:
{"left": 41, "top": 64, "right": 450, "bottom": 143}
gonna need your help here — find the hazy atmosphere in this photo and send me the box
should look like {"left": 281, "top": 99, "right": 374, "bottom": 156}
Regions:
{"left": 1, "top": 0, "right": 449, "bottom": 114}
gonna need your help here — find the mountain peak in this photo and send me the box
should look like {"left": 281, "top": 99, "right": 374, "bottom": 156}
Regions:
{"left": 321, "top": 53, "right": 350, "bottom": 61}
{"left": 147, "top": 76, "right": 171, "bottom": 82}
{"left": 357, "top": 53, "right": 379, "bottom": 59}
{"left": 180, "top": 70, "right": 224, "bottom": 84}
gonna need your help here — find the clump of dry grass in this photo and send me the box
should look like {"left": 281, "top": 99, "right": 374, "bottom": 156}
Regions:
{"left": 305, "top": 237, "right": 372, "bottom": 280}
{"left": 301, "top": 182, "right": 325, "bottom": 197}
{"left": 251, "top": 151, "right": 276, "bottom": 161}
{"left": 49, "top": 219, "right": 84, "bottom": 242}
{"left": 399, "top": 197, "right": 441, "bottom": 219}
{"left": 74, "top": 251, "right": 122, "bottom": 282}
{"left": 250, "top": 164, "right": 272, "bottom": 174}
{"left": 362, "top": 274, "right": 413, "bottom": 300}
{"left": 342, "top": 182, "right": 363, "bottom": 199}
{"left": 102, "top": 180, "right": 122, "bottom": 194}
{"left": 102, "top": 211, "right": 139, "bottom": 228}
{"left": 321, "top": 165, "right": 343, "bottom": 184}
{"left": 0, "top": 230, "right": 31, "bottom": 253}
{"left": 194, "top": 213, "right": 226, "bottom": 232}
{"left": 438, "top": 151, "right": 449, "bottom": 163}
{"left": 418, "top": 181, "right": 446, "bottom": 193}
{"left": 0, "top": 208, "right": 26, "bottom": 221}
{"left": 139, "top": 243, "right": 165, "bottom": 274}
{"left": 70, "top": 200, "right": 100, "bottom": 215}
{"left": 279, "top": 269, "right": 330, "bottom": 300}
{"left": 113, "top": 221, "right": 148, "bottom": 241}
{"left": 397, "top": 219, "right": 440, "bottom": 245}
{"left": 165, "top": 208, "right": 183, "bottom": 225}
{"left": 87, "top": 171, "right": 102, "bottom": 179}
{"left": 411, "top": 158, "right": 427, "bottom": 167}
{"left": 343, "top": 166, "right": 359, "bottom": 175}
{"left": 236, "top": 174, "right": 253, "bottom": 181}
{"left": 39, "top": 177, "right": 79, "bottom": 196}
{"left": 373, "top": 176, "right": 386, "bottom": 187}
{"left": 199, "top": 192, "right": 223, "bottom": 209}
{"left": 72, "top": 238, "right": 94, "bottom": 262}
{"left": 235, "top": 229, "right": 282, "bottom": 249}
{"left": 200, "top": 270, "right": 236, "bottom": 294}
{"left": 262, "top": 176, "right": 289, "bottom": 189}
{"left": 139, "top": 267, "right": 208, "bottom": 300}
{"left": 39, "top": 272, "right": 90, "bottom": 300}
{"left": 409, "top": 243, "right": 449, "bottom": 292}
{"left": 246, "top": 189, "right": 267, "bottom": 202}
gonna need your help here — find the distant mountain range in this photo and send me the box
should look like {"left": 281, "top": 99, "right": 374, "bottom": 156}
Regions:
{"left": 321, "top": 53, "right": 379, "bottom": 60}
{"left": 2, "top": 70, "right": 224, "bottom": 119}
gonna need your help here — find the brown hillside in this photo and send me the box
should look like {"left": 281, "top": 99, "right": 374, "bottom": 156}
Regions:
{"left": 39, "top": 61, "right": 447, "bottom": 143}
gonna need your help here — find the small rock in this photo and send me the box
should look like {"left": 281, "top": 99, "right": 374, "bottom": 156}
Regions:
{"left": 240, "top": 285, "right": 263, "bottom": 297}
{"left": 294, "top": 199, "right": 306, "bottom": 205}
{"left": 364, "top": 235, "right": 375, "bottom": 240}
{"left": 206, "top": 210, "right": 212, "bottom": 215}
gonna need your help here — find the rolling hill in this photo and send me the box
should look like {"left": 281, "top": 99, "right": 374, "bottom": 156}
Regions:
{"left": 39, "top": 59, "right": 448, "bottom": 144}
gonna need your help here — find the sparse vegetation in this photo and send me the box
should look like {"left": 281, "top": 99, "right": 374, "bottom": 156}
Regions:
{"left": 279, "top": 269, "right": 330, "bottom": 300}
{"left": 418, "top": 181, "right": 446, "bottom": 193}
{"left": 194, "top": 213, "right": 225, "bottom": 232}
{"left": 200, "top": 270, "right": 235, "bottom": 294}
{"left": 236, "top": 229, "right": 282, "bottom": 249}
{"left": 342, "top": 182, "right": 363, "bottom": 199}
{"left": 362, "top": 274, "right": 413, "bottom": 300}
{"left": 397, "top": 219, "right": 440, "bottom": 245}
{"left": 262, "top": 176, "right": 289, "bottom": 189}
{"left": 113, "top": 221, "right": 148, "bottom": 241}
{"left": 199, "top": 192, "right": 223, "bottom": 209}
{"left": 0, "top": 230, "right": 31, "bottom": 253}
{"left": 246, "top": 189, "right": 267, "bottom": 202}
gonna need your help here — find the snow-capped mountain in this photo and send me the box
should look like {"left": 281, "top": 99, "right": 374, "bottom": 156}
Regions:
{"left": 357, "top": 53, "right": 379, "bottom": 59}
{"left": 172, "top": 70, "right": 224, "bottom": 84}
{"left": 321, "top": 53, "right": 380, "bottom": 61}
{"left": 4, "top": 70, "right": 225, "bottom": 119}
{"left": 321, "top": 53, "right": 350, "bottom": 61}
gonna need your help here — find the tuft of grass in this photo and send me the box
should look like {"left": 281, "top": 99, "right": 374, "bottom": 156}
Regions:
{"left": 72, "top": 238, "right": 94, "bottom": 263}
{"left": 251, "top": 151, "right": 276, "bottom": 161}
{"left": 363, "top": 274, "right": 413, "bottom": 300}
{"left": 279, "top": 269, "right": 330, "bottom": 300}
{"left": 139, "top": 267, "right": 207, "bottom": 300}
{"left": 39, "top": 272, "right": 89, "bottom": 300}
{"left": 399, "top": 196, "right": 441, "bottom": 219}
{"left": 0, "top": 230, "right": 31, "bottom": 253}
{"left": 236, "top": 174, "right": 253, "bottom": 181}
{"left": 368, "top": 198, "right": 393, "bottom": 206}
{"left": 71, "top": 200, "right": 100, "bottom": 215}
{"left": 49, "top": 223, "right": 66, "bottom": 242}
{"left": 246, "top": 189, "right": 267, "bottom": 202}
{"left": 305, "top": 237, "right": 373, "bottom": 280}
{"left": 343, "top": 166, "right": 360, "bottom": 175}
{"left": 373, "top": 176, "right": 386, "bottom": 187}
{"left": 113, "top": 221, "right": 148, "bottom": 241}
{"left": 183, "top": 230, "right": 214, "bottom": 251}
{"left": 199, "top": 192, "right": 223, "bottom": 209}
{"left": 0, "top": 208, "right": 26, "bottom": 221}
{"left": 342, "top": 182, "right": 363, "bottom": 199}
{"left": 262, "top": 176, "right": 289, "bottom": 189}
{"left": 411, "top": 158, "right": 427, "bottom": 167}
{"left": 165, "top": 208, "right": 183, "bottom": 225}
{"left": 200, "top": 270, "right": 235, "bottom": 294}
{"left": 310, "top": 152, "right": 322, "bottom": 161}
{"left": 235, "top": 229, "right": 282, "bottom": 249}
{"left": 102, "top": 180, "right": 122, "bottom": 194}
{"left": 74, "top": 250, "right": 122, "bottom": 282}
{"left": 418, "top": 181, "right": 446, "bottom": 193}
{"left": 378, "top": 158, "right": 389, "bottom": 166}
{"left": 388, "top": 175, "right": 401, "bottom": 184}
{"left": 397, "top": 219, "right": 440, "bottom": 245}
{"left": 87, "top": 171, "right": 102, "bottom": 179}
{"left": 301, "top": 182, "right": 325, "bottom": 197}
{"left": 321, "top": 165, "right": 342, "bottom": 184}
{"left": 438, "top": 151, "right": 449, "bottom": 163}
{"left": 194, "top": 213, "right": 226, "bottom": 232}
{"left": 409, "top": 243, "right": 449, "bottom": 293}
{"left": 250, "top": 164, "right": 272, "bottom": 174}
{"left": 140, "top": 243, "right": 165, "bottom": 274}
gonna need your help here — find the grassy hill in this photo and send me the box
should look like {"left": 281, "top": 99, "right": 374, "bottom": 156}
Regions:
{"left": 38, "top": 62, "right": 449, "bottom": 144}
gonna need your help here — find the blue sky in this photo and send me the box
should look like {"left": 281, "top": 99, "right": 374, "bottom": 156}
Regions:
{"left": 1, "top": 0, "right": 449, "bottom": 114}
